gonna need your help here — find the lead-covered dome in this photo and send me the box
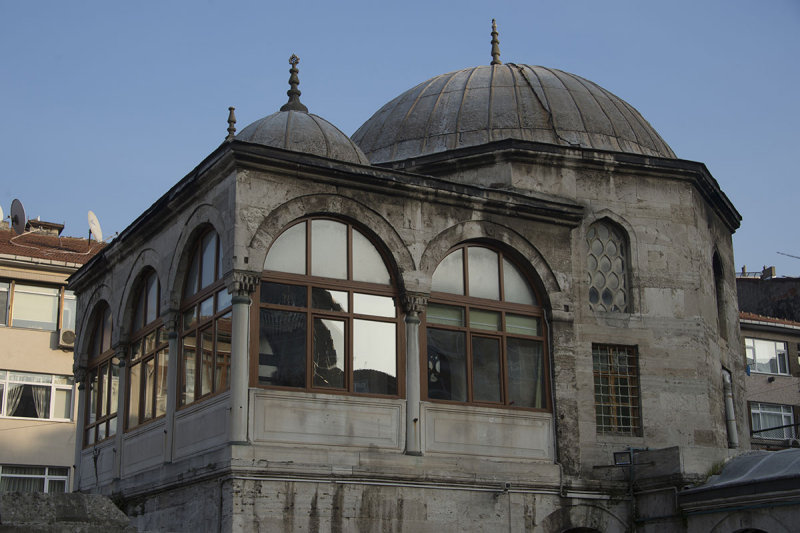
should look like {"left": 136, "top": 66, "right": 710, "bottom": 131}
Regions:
{"left": 352, "top": 63, "right": 675, "bottom": 164}
{"left": 238, "top": 111, "right": 370, "bottom": 165}
{"left": 236, "top": 55, "right": 370, "bottom": 166}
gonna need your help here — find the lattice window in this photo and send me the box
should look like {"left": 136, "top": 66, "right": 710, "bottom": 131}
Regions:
{"left": 587, "top": 221, "right": 628, "bottom": 312}
{"left": 593, "top": 344, "right": 641, "bottom": 435}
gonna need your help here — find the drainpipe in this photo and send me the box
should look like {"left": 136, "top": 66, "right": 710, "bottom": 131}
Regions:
{"left": 722, "top": 369, "right": 739, "bottom": 448}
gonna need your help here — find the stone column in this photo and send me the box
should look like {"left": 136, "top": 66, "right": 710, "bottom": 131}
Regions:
{"left": 72, "top": 362, "right": 88, "bottom": 491}
{"left": 226, "top": 271, "right": 260, "bottom": 444}
{"left": 162, "top": 310, "right": 179, "bottom": 462}
{"left": 112, "top": 344, "right": 127, "bottom": 479}
{"left": 403, "top": 292, "right": 428, "bottom": 456}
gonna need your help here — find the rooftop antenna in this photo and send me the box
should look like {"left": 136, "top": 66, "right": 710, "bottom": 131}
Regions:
{"left": 88, "top": 210, "right": 103, "bottom": 243}
{"left": 280, "top": 54, "right": 308, "bottom": 112}
{"left": 10, "top": 199, "right": 26, "bottom": 236}
{"left": 490, "top": 19, "right": 502, "bottom": 65}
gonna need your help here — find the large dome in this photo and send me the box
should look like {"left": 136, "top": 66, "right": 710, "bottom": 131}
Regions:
{"left": 352, "top": 64, "right": 675, "bottom": 163}
{"left": 238, "top": 110, "right": 370, "bottom": 165}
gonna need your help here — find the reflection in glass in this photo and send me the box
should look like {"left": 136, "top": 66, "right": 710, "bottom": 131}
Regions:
{"left": 506, "top": 314, "right": 540, "bottom": 336}
{"left": 201, "top": 330, "right": 214, "bottom": 396}
{"left": 217, "top": 288, "right": 232, "bottom": 311}
{"left": 353, "top": 293, "right": 394, "bottom": 317}
{"left": 432, "top": 250, "right": 464, "bottom": 295}
{"left": 143, "top": 358, "right": 154, "bottom": 420}
{"left": 312, "top": 288, "right": 348, "bottom": 312}
{"left": 472, "top": 337, "right": 501, "bottom": 402}
{"left": 261, "top": 282, "right": 307, "bottom": 307}
{"left": 352, "top": 228, "right": 391, "bottom": 284}
{"left": 311, "top": 220, "right": 347, "bottom": 279}
{"left": 313, "top": 318, "right": 345, "bottom": 388}
{"left": 427, "top": 329, "right": 467, "bottom": 401}
{"left": 156, "top": 350, "right": 168, "bottom": 417}
{"left": 507, "top": 338, "right": 544, "bottom": 408}
{"left": 199, "top": 296, "right": 214, "bottom": 321}
{"left": 503, "top": 258, "right": 537, "bottom": 305}
{"left": 200, "top": 231, "right": 217, "bottom": 290}
{"left": 216, "top": 313, "right": 232, "bottom": 391}
{"left": 181, "top": 334, "right": 196, "bottom": 405}
{"left": 259, "top": 309, "right": 307, "bottom": 387}
{"left": 128, "top": 363, "right": 140, "bottom": 427}
{"left": 265, "top": 222, "right": 306, "bottom": 274}
{"left": 145, "top": 274, "right": 158, "bottom": 323}
{"left": 468, "top": 247, "right": 500, "bottom": 300}
{"left": 353, "top": 320, "right": 396, "bottom": 395}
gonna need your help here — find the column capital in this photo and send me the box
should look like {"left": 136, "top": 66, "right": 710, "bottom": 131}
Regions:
{"left": 225, "top": 270, "right": 261, "bottom": 297}
{"left": 162, "top": 308, "right": 180, "bottom": 336}
{"left": 114, "top": 343, "right": 129, "bottom": 368}
{"left": 402, "top": 291, "right": 429, "bottom": 318}
{"left": 73, "top": 363, "right": 88, "bottom": 389}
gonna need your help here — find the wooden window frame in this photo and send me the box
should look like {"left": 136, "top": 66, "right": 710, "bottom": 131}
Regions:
{"left": 84, "top": 303, "right": 115, "bottom": 447}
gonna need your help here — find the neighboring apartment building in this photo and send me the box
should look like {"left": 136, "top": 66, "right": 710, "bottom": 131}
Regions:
{"left": 738, "top": 270, "right": 800, "bottom": 449}
{"left": 0, "top": 217, "right": 102, "bottom": 492}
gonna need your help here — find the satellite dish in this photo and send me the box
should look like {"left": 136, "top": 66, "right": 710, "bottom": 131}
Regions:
{"left": 88, "top": 210, "right": 103, "bottom": 242}
{"left": 10, "top": 199, "right": 26, "bottom": 236}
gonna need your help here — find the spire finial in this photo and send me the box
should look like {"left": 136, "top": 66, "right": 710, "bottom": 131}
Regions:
{"left": 490, "top": 19, "right": 502, "bottom": 65}
{"left": 226, "top": 106, "right": 237, "bottom": 140}
{"left": 280, "top": 54, "right": 309, "bottom": 112}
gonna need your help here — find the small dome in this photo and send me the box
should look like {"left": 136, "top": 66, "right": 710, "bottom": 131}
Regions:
{"left": 237, "top": 111, "right": 370, "bottom": 165}
{"left": 352, "top": 64, "right": 675, "bottom": 163}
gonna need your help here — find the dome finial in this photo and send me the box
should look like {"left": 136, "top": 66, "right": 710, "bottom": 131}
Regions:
{"left": 226, "top": 106, "right": 237, "bottom": 141}
{"left": 490, "top": 19, "right": 502, "bottom": 65}
{"left": 280, "top": 54, "right": 309, "bottom": 112}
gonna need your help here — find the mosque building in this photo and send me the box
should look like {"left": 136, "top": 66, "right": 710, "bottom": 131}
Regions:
{"left": 68, "top": 23, "right": 752, "bottom": 531}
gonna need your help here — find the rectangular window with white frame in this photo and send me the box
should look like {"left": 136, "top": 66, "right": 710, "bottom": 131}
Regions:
{"left": 750, "top": 402, "right": 795, "bottom": 439}
{"left": 0, "top": 371, "right": 74, "bottom": 420}
{"left": 0, "top": 280, "right": 74, "bottom": 332}
{"left": 0, "top": 465, "right": 69, "bottom": 493}
{"left": 745, "top": 338, "right": 789, "bottom": 375}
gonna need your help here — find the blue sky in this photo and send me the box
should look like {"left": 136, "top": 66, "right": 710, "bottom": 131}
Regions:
{"left": 1, "top": 1, "right": 799, "bottom": 275}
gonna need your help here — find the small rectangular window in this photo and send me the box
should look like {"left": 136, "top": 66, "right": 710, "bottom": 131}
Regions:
{"left": 0, "top": 371, "right": 73, "bottom": 421}
{"left": 750, "top": 402, "right": 795, "bottom": 440}
{"left": 0, "top": 465, "right": 70, "bottom": 493}
{"left": 746, "top": 338, "right": 790, "bottom": 375}
{"left": 592, "top": 344, "right": 641, "bottom": 436}
{"left": 10, "top": 284, "right": 59, "bottom": 330}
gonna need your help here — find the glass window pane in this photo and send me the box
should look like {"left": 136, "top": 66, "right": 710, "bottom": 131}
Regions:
{"left": 506, "top": 314, "right": 540, "bottom": 336}
{"left": 146, "top": 274, "right": 158, "bottom": 324}
{"left": 1, "top": 476, "right": 44, "bottom": 493}
{"left": 0, "top": 382, "right": 3, "bottom": 415}
{"left": 469, "top": 309, "right": 500, "bottom": 331}
{"left": 182, "top": 306, "right": 196, "bottom": 330}
{"left": 312, "top": 288, "right": 348, "bottom": 312}
{"left": 261, "top": 282, "right": 307, "bottom": 307}
{"left": 143, "top": 358, "right": 155, "bottom": 420}
{"left": 11, "top": 285, "right": 59, "bottom": 330}
{"left": 8, "top": 384, "right": 50, "bottom": 419}
{"left": 155, "top": 350, "right": 168, "bottom": 417}
{"left": 0, "top": 282, "right": 8, "bottom": 325}
{"left": 48, "top": 480, "right": 67, "bottom": 493}
{"left": 311, "top": 220, "right": 347, "bottom": 279}
{"left": 98, "top": 363, "right": 108, "bottom": 416}
{"left": 3, "top": 466, "right": 45, "bottom": 475}
{"left": 200, "top": 329, "right": 214, "bottom": 396}
{"left": 62, "top": 291, "right": 77, "bottom": 331}
{"left": 467, "top": 248, "right": 500, "bottom": 300}
{"left": 215, "top": 313, "right": 232, "bottom": 392}
{"left": 87, "top": 373, "right": 97, "bottom": 425}
{"left": 181, "top": 334, "right": 196, "bottom": 405}
{"left": 108, "top": 416, "right": 117, "bottom": 438}
{"left": 217, "top": 288, "right": 232, "bottom": 311}
{"left": 313, "top": 318, "right": 345, "bottom": 389}
{"left": 200, "top": 231, "right": 218, "bottom": 289}
{"left": 128, "top": 362, "right": 140, "bottom": 427}
{"left": 472, "top": 336, "right": 501, "bottom": 403}
{"left": 503, "top": 258, "right": 536, "bottom": 305}
{"left": 507, "top": 338, "right": 545, "bottom": 408}
{"left": 265, "top": 221, "right": 306, "bottom": 275}
{"left": 199, "top": 296, "right": 214, "bottom": 321}
{"left": 427, "top": 329, "right": 467, "bottom": 402}
{"left": 185, "top": 251, "right": 199, "bottom": 297}
{"left": 109, "top": 364, "right": 119, "bottom": 415}
{"left": 259, "top": 309, "right": 306, "bottom": 387}
{"left": 426, "top": 303, "right": 464, "bottom": 327}
{"left": 432, "top": 250, "right": 464, "bottom": 295}
{"left": 53, "top": 389, "right": 72, "bottom": 420}
{"left": 352, "top": 228, "right": 391, "bottom": 284}
{"left": 353, "top": 320, "right": 397, "bottom": 395}
{"left": 353, "top": 293, "right": 395, "bottom": 318}
{"left": 101, "top": 307, "right": 112, "bottom": 352}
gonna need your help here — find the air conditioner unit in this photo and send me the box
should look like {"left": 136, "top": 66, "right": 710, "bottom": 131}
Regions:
{"left": 58, "top": 328, "right": 76, "bottom": 349}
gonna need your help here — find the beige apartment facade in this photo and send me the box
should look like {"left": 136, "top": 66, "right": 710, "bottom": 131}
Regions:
{"left": 0, "top": 218, "right": 102, "bottom": 492}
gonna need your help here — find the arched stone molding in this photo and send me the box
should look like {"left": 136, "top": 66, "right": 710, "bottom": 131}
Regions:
{"left": 418, "top": 220, "right": 560, "bottom": 309}
{"left": 75, "top": 284, "right": 114, "bottom": 370}
{"left": 116, "top": 248, "right": 163, "bottom": 343}
{"left": 166, "top": 203, "right": 227, "bottom": 310}
{"left": 709, "top": 510, "right": 793, "bottom": 533}
{"left": 539, "top": 503, "right": 628, "bottom": 533}
{"left": 579, "top": 209, "right": 640, "bottom": 314}
{"left": 246, "top": 193, "right": 415, "bottom": 288}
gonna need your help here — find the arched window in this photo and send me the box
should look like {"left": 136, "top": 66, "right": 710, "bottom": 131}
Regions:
{"left": 85, "top": 302, "right": 115, "bottom": 446}
{"left": 127, "top": 270, "right": 168, "bottom": 429}
{"left": 425, "top": 245, "right": 547, "bottom": 409}
{"left": 179, "top": 228, "right": 232, "bottom": 407}
{"left": 259, "top": 218, "right": 399, "bottom": 396}
{"left": 587, "top": 220, "right": 629, "bottom": 312}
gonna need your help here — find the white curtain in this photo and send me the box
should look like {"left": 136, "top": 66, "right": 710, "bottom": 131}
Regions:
{"left": 6, "top": 384, "right": 23, "bottom": 416}
{"left": 31, "top": 385, "right": 49, "bottom": 419}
